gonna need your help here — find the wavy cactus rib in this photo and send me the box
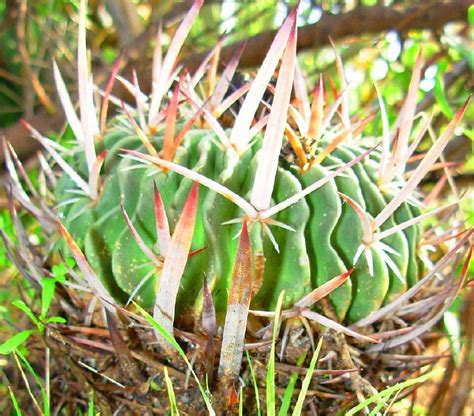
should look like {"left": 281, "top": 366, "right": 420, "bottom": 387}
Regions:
{"left": 31, "top": 1, "right": 469, "bottom": 334}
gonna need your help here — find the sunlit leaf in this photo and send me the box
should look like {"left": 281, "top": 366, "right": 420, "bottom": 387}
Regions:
{"left": 0, "top": 331, "right": 34, "bottom": 355}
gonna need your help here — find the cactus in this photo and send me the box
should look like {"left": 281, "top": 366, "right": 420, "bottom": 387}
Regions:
{"left": 22, "top": 0, "right": 469, "bottom": 333}
{"left": 46, "top": 1, "right": 467, "bottom": 329}
{"left": 53, "top": 120, "right": 413, "bottom": 325}
{"left": 5, "top": 0, "right": 471, "bottom": 412}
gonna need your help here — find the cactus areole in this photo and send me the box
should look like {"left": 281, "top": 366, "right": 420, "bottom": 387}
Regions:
{"left": 32, "top": 0, "right": 467, "bottom": 332}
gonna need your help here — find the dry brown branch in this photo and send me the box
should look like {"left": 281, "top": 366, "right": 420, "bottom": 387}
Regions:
{"left": 183, "top": 0, "right": 471, "bottom": 70}
{"left": 104, "top": 0, "right": 144, "bottom": 46}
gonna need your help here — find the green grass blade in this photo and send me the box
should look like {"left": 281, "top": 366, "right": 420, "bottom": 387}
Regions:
{"left": 368, "top": 388, "right": 400, "bottom": 416}
{"left": 266, "top": 291, "right": 285, "bottom": 416}
{"left": 134, "top": 303, "right": 216, "bottom": 415}
{"left": 239, "top": 386, "right": 244, "bottom": 416}
{"left": 278, "top": 351, "right": 307, "bottom": 416}
{"left": 17, "top": 349, "right": 50, "bottom": 415}
{"left": 346, "top": 368, "right": 443, "bottom": 415}
{"left": 8, "top": 386, "right": 23, "bottom": 415}
{"left": 13, "top": 351, "right": 44, "bottom": 416}
{"left": 246, "top": 350, "right": 261, "bottom": 416}
{"left": 88, "top": 390, "right": 94, "bottom": 416}
{"left": 164, "top": 367, "right": 180, "bottom": 415}
{"left": 292, "top": 337, "right": 323, "bottom": 416}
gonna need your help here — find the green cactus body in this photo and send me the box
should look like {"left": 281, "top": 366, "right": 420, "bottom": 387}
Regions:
{"left": 322, "top": 153, "right": 389, "bottom": 323}
{"left": 362, "top": 149, "right": 421, "bottom": 291}
{"left": 55, "top": 124, "right": 422, "bottom": 324}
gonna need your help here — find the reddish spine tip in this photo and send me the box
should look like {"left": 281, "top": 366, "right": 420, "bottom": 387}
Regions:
{"left": 153, "top": 182, "right": 166, "bottom": 227}
{"left": 190, "top": 181, "right": 199, "bottom": 203}
{"left": 19, "top": 119, "right": 31, "bottom": 130}
{"left": 181, "top": 182, "right": 199, "bottom": 218}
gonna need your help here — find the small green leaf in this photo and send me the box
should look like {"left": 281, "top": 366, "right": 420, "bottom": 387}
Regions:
{"left": 434, "top": 76, "right": 454, "bottom": 119}
{"left": 468, "top": 5, "right": 474, "bottom": 26}
{"left": 47, "top": 316, "right": 67, "bottom": 324}
{"left": 402, "top": 43, "right": 421, "bottom": 68}
{"left": 51, "top": 259, "right": 75, "bottom": 283}
{"left": 40, "top": 278, "right": 57, "bottom": 320}
{"left": 149, "top": 378, "right": 162, "bottom": 391}
{"left": 12, "top": 301, "right": 40, "bottom": 329}
{"left": 0, "top": 330, "right": 33, "bottom": 355}
{"left": 66, "top": 257, "right": 76, "bottom": 267}
{"left": 51, "top": 264, "right": 67, "bottom": 283}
